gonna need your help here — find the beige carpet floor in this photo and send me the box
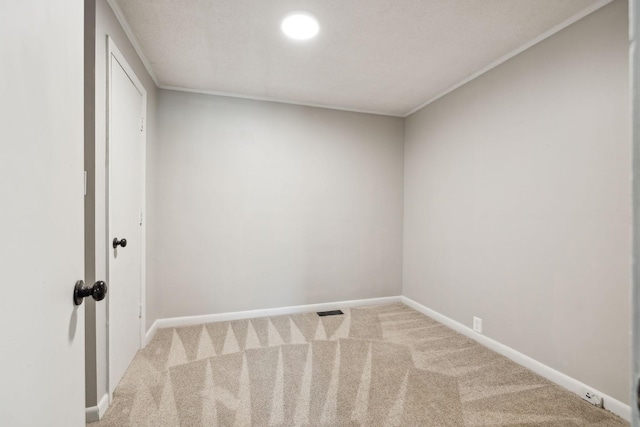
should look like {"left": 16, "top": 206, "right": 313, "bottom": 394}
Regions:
{"left": 91, "top": 303, "right": 628, "bottom": 426}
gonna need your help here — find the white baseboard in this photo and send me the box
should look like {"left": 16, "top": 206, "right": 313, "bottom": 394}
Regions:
{"left": 401, "top": 296, "right": 631, "bottom": 422}
{"left": 85, "top": 393, "right": 109, "bottom": 423}
{"left": 144, "top": 295, "right": 402, "bottom": 346}
{"left": 145, "top": 318, "right": 159, "bottom": 347}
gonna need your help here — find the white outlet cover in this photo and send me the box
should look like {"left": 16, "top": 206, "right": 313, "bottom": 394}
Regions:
{"left": 580, "top": 388, "right": 603, "bottom": 407}
{"left": 473, "top": 316, "right": 482, "bottom": 334}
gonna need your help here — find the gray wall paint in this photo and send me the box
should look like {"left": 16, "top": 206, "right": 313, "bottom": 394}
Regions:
{"left": 403, "top": 0, "right": 630, "bottom": 404}
{"left": 152, "top": 91, "right": 404, "bottom": 319}
{"left": 85, "top": 0, "right": 158, "bottom": 408}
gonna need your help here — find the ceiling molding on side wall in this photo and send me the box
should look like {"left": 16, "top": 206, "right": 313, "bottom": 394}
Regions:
{"left": 402, "top": 0, "right": 615, "bottom": 117}
{"left": 105, "top": 0, "right": 160, "bottom": 87}
{"left": 158, "top": 85, "right": 406, "bottom": 117}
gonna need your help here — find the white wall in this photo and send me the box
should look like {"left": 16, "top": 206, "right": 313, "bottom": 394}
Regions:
{"left": 403, "top": 0, "right": 630, "bottom": 404}
{"left": 152, "top": 91, "right": 404, "bottom": 319}
{"left": 84, "top": 0, "right": 158, "bottom": 408}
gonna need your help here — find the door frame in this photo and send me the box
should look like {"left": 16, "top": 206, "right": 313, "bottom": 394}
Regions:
{"left": 632, "top": 0, "right": 639, "bottom": 425}
{"left": 106, "top": 35, "right": 147, "bottom": 397}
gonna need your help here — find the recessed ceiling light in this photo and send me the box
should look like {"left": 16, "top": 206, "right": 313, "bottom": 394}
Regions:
{"left": 281, "top": 11, "right": 319, "bottom": 40}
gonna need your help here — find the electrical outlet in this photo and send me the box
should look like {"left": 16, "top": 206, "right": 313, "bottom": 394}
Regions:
{"left": 473, "top": 316, "right": 482, "bottom": 334}
{"left": 581, "top": 388, "right": 603, "bottom": 408}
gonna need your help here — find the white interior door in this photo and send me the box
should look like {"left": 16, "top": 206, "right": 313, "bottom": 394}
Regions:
{"left": 107, "top": 37, "right": 146, "bottom": 395}
{"left": 632, "top": 0, "right": 640, "bottom": 424}
{"left": 0, "top": 1, "right": 85, "bottom": 426}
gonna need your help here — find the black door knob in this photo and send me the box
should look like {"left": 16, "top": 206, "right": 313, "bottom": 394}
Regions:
{"left": 73, "top": 280, "right": 108, "bottom": 306}
{"left": 113, "top": 238, "right": 127, "bottom": 249}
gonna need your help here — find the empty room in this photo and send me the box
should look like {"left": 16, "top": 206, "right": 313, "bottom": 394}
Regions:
{"left": 1, "top": 0, "right": 638, "bottom": 426}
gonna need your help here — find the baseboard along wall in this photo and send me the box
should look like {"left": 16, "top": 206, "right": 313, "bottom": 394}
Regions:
{"left": 85, "top": 393, "right": 109, "bottom": 423}
{"left": 144, "top": 295, "right": 402, "bottom": 346}
{"left": 400, "top": 296, "right": 631, "bottom": 422}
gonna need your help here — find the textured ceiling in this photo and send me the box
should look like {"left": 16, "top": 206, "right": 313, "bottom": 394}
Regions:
{"left": 112, "top": 0, "right": 607, "bottom": 116}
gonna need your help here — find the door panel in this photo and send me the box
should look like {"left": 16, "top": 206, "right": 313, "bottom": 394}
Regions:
{"left": 108, "top": 39, "right": 145, "bottom": 394}
{"left": 0, "top": 1, "right": 84, "bottom": 425}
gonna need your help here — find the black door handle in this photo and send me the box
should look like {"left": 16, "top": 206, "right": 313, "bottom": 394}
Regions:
{"left": 73, "top": 280, "right": 107, "bottom": 305}
{"left": 113, "top": 237, "right": 127, "bottom": 249}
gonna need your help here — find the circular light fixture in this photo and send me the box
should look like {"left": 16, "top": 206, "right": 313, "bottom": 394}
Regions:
{"left": 281, "top": 11, "right": 319, "bottom": 40}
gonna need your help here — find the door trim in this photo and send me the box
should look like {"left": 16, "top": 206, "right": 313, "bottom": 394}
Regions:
{"left": 631, "top": 0, "right": 640, "bottom": 424}
{"left": 105, "top": 35, "right": 147, "bottom": 398}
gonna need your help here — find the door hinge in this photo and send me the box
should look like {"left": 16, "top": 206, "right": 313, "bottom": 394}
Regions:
{"left": 139, "top": 212, "right": 143, "bottom": 226}
{"left": 140, "top": 117, "right": 144, "bottom": 132}
{"left": 139, "top": 304, "right": 142, "bottom": 319}
{"left": 84, "top": 171, "right": 87, "bottom": 196}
